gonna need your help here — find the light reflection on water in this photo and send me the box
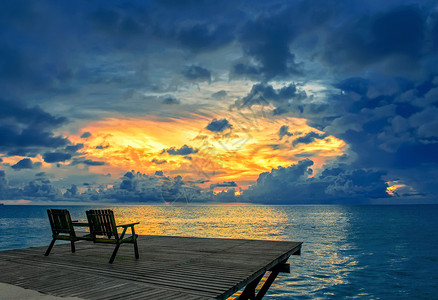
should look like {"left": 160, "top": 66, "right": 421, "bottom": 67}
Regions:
{"left": 1, "top": 204, "right": 437, "bottom": 299}
{"left": 113, "top": 205, "right": 290, "bottom": 240}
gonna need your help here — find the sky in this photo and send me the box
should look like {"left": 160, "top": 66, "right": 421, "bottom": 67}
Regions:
{"left": 0, "top": 0, "right": 437, "bottom": 204}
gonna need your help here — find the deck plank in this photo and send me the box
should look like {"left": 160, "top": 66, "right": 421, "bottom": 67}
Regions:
{"left": 0, "top": 235, "right": 301, "bottom": 299}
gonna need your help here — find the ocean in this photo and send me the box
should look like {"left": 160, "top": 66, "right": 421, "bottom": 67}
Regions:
{"left": 0, "top": 204, "right": 437, "bottom": 299}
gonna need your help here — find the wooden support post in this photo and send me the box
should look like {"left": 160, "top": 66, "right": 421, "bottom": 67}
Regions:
{"left": 254, "top": 260, "right": 290, "bottom": 299}
{"left": 254, "top": 269, "right": 280, "bottom": 300}
{"left": 237, "top": 273, "right": 264, "bottom": 300}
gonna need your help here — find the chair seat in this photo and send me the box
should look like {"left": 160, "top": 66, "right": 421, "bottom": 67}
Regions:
{"left": 93, "top": 234, "right": 138, "bottom": 244}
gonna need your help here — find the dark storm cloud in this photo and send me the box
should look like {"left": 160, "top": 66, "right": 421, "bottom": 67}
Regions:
{"left": 292, "top": 132, "right": 327, "bottom": 146}
{"left": 234, "top": 10, "right": 299, "bottom": 80}
{"left": 64, "top": 184, "right": 78, "bottom": 197}
{"left": 176, "top": 23, "right": 234, "bottom": 53}
{"left": 296, "top": 74, "right": 438, "bottom": 198}
{"left": 163, "top": 145, "right": 198, "bottom": 156}
{"left": 210, "top": 181, "right": 237, "bottom": 189}
{"left": 43, "top": 152, "right": 72, "bottom": 163}
{"left": 243, "top": 159, "right": 389, "bottom": 203}
{"left": 335, "top": 77, "right": 370, "bottom": 96}
{"left": 0, "top": 0, "right": 76, "bottom": 97}
{"left": 11, "top": 158, "right": 40, "bottom": 170}
{"left": 152, "top": 158, "right": 167, "bottom": 165}
{"left": 0, "top": 125, "right": 68, "bottom": 149}
{"left": 322, "top": 5, "right": 433, "bottom": 73}
{"left": 65, "top": 144, "right": 84, "bottom": 153}
{"left": 20, "top": 179, "right": 60, "bottom": 200}
{"left": 0, "top": 98, "right": 67, "bottom": 128}
{"left": 279, "top": 125, "right": 293, "bottom": 139}
{"left": 182, "top": 65, "right": 211, "bottom": 82}
{"left": 70, "top": 158, "right": 106, "bottom": 166}
{"left": 0, "top": 169, "right": 61, "bottom": 201}
{"left": 0, "top": 99, "right": 69, "bottom": 155}
{"left": 88, "top": 8, "right": 145, "bottom": 41}
{"left": 0, "top": 43, "right": 73, "bottom": 94}
{"left": 232, "top": 0, "right": 337, "bottom": 80}
{"left": 161, "top": 96, "right": 180, "bottom": 105}
{"left": 211, "top": 90, "right": 227, "bottom": 99}
{"left": 206, "top": 118, "right": 232, "bottom": 132}
{"left": 234, "top": 83, "right": 307, "bottom": 115}
{"left": 80, "top": 132, "right": 91, "bottom": 139}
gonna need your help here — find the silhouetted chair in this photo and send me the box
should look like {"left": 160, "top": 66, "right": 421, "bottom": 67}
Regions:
{"left": 86, "top": 209, "right": 139, "bottom": 263}
{"left": 45, "top": 209, "right": 90, "bottom": 256}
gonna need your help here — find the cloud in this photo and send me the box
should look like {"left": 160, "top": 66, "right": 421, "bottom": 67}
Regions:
{"left": 176, "top": 23, "right": 234, "bottom": 53}
{"left": 182, "top": 65, "right": 211, "bottom": 82}
{"left": 88, "top": 8, "right": 144, "bottom": 38}
{"left": 43, "top": 152, "right": 72, "bottom": 163}
{"left": 65, "top": 144, "right": 84, "bottom": 153}
{"left": 335, "top": 77, "right": 370, "bottom": 95}
{"left": 70, "top": 158, "right": 106, "bottom": 166}
{"left": 206, "top": 118, "right": 232, "bottom": 132}
{"left": 234, "top": 83, "right": 307, "bottom": 113}
{"left": 322, "top": 5, "right": 428, "bottom": 73}
{"left": 0, "top": 99, "right": 69, "bottom": 153}
{"left": 243, "top": 159, "right": 389, "bottom": 203}
{"left": 123, "top": 171, "right": 135, "bottom": 179}
{"left": 152, "top": 158, "right": 167, "bottom": 165}
{"left": 0, "top": 170, "right": 61, "bottom": 200}
{"left": 292, "top": 132, "right": 327, "bottom": 146}
{"left": 80, "top": 132, "right": 91, "bottom": 139}
{"left": 164, "top": 144, "right": 198, "bottom": 155}
{"left": 210, "top": 181, "right": 237, "bottom": 189}
{"left": 279, "top": 125, "right": 293, "bottom": 139}
{"left": 211, "top": 90, "right": 227, "bottom": 99}
{"left": 161, "top": 96, "right": 180, "bottom": 105}
{"left": 235, "top": 10, "right": 300, "bottom": 80}
{"left": 11, "top": 158, "right": 40, "bottom": 170}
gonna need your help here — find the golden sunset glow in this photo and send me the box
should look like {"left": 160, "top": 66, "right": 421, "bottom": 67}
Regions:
{"left": 386, "top": 184, "right": 406, "bottom": 196}
{"left": 68, "top": 111, "right": 346, "bottom": 190}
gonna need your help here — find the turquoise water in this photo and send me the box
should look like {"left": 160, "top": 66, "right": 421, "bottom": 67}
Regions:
{"left": 1, "top": 204, "right": 437, "bottom": 299}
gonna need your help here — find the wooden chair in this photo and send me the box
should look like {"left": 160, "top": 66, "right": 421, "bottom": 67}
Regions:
{"left": 86, "top": 209, "right": 139, "bottom": 263}
{"left": 45, "top": 209, "right": 90, "bottom": 256}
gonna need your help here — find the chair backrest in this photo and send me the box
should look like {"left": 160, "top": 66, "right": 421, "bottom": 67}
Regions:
{"left": 86, "top": 209, "right": 118, "bottom": 239}
{"left": 47, "top": 209, "right": 75, "bottom": 237}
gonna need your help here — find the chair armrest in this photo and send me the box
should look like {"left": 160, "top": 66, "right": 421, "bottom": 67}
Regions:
{"left": 72, "top": 221, "right": 89, "bottom": 226}
{"left": 117, "top": 222, "right": 140, "bottom": 228}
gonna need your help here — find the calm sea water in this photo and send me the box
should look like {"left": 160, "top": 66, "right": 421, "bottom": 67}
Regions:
{"left": 1, "top": 204, "right": 437, "bottom": 299}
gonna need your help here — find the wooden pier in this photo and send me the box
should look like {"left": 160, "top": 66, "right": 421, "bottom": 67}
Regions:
{"left": 0, "top": 235, "right": 302, "bottom": 299}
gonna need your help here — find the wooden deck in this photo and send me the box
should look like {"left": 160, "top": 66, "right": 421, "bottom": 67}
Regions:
{"left": 0, "top": 235, "right": 302, "bottom": 299}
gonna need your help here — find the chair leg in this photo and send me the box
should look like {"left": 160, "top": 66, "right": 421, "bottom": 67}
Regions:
{"left": 45, "top": 239, "right": 56, "bottom": 256}
{"left": 134, "top": 239, "right": 139, "bottom": 259}
{"left": 109, "top": 243, "right": 121, "bottom": 263}
{"left": 70, "top": 241, "right": 76, "bottom": 253}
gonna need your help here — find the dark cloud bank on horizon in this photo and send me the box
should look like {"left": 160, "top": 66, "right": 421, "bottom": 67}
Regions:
{"left": 0, "top": 0, "right": 438, "bottom": 203}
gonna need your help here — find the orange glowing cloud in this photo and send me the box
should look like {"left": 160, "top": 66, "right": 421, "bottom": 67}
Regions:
{"left": 386, "top": 183, "right": 406, "bottom": 196}
{"left": 69, "top": 111, "right": 346, "bottom": 190}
